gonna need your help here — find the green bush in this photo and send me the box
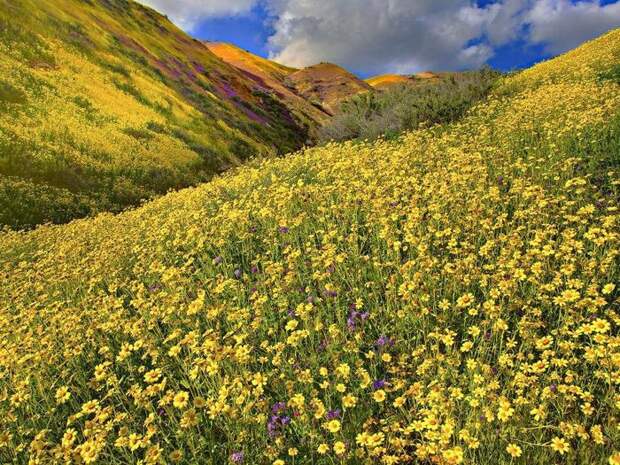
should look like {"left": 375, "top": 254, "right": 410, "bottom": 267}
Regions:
{"left": 319, "top": 68, "right": 501, "bottom": 143}
{"left": 598, "top": 64, "right": 620, "bottom": 84}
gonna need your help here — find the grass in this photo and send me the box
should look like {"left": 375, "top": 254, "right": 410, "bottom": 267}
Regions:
{"left": 0, "top": 28, "right": 619, "bottom": 465}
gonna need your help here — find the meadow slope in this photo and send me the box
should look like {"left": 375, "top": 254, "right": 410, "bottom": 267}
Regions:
{"left": 0, "top": 29, "right": 619, "bottom": 465}
{"left": 0, "top": 0, "right": 318, "bottom": 229}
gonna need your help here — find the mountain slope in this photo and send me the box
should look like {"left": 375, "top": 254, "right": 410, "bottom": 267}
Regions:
{"left": 365, "top": 73, "right": 412, "bottom": 88}
{"left": 1, "top": 29, "right": 619, "bottom": 465}
{"left": 207, "top": 43, "right": 372, "bottom": 118}
{"left": 366, "top": 71, "right": 467, "bottom": 90}
{"left": 0, "top": 0, "right": 314, "bottom": 229}
{"left": 285, "top": 62, "right": 373, "bottom": 114}
{"left": 205, "top": 42, "right": 330, "bottom": 132}
{"left": 205, "top": 42, "right": 298, "bottom": 82}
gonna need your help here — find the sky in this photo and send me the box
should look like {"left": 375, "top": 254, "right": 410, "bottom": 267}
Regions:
{"left": 138, "top": 0, "right": 620, "bottom": 78}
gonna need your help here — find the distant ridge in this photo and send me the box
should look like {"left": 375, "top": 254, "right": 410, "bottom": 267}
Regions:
{"left": 205, "top": 42, "right": 330, "bottom": 135}
{"left": 285, "top": 62, "right": 373, "bottom": 114}
{"left": 207, "top": 43, "right": 372, "bottom": 116}
{"left": 366, "top": 71, "right": 466, "bottom": 89}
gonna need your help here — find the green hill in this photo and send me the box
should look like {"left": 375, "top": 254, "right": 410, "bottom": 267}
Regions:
{"left": 0, "top": 0, "right": 319, "bottom": 229}
{"left": 0, "top": 22, "right": 619, "bottom": 465}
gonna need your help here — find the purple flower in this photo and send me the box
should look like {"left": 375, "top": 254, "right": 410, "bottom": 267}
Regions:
{"left": 214, "top": 256, "right": 223, "bottom": 265}
{"left": 272, "top": 402, "right": 286, "bottom": 414}
{"left": 267, "top": 421, "right": 277, "bottom": 436}
{"left": 376, "top": 335, "right": 389, "bottom": 347}
{"left": 372, "top": 379, "right": 386, "bottom": 390}
{"left": 251, "top": 265, "right": 259, "bottom": 274}
{"left": 148, "top": 283, "right": 161, "bottom": 293}
{"left": 347, "top": 309, "right": 369, "bottom": 332}
{"left": 347, "top": 311, "right": 358, "bottom": 331}
{"left": 267, "top": 411, "right": 291, "bottom": 437}
{"left": 550, "top": 383, "right": 558, "bottom": 393}
{"left": 231, "top": 452, "right": 244, "bottom": 463}
{"left": 326, "top": 409, "right": 341, "bottom": 420}
{"left": 234, "top": 269, "right": 242, "bottom": 279}
{"left": 278, "top": 226, "right": 289, "bottom": 234}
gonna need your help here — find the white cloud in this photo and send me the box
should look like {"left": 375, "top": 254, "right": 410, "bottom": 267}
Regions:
{"left": 265, "top": 0, "right": 620, "bottom": 74}
{"left": 137, "top": 0, "right": 258, "bottom": 30}
{"left": 483, "top": 0, "right": 530, "bottom": 45}
{"left": 266, "top": 0, "right": 501, "bottom": 74}
{"left": 526, "top": 0, "right": 620, "bottom": 54}
{"left": 136, "top": 0, "right": 620, "bottom": 73}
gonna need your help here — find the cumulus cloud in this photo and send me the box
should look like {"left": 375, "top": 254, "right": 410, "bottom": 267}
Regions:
{"left": 265, "top": 0, "right": 620, "bottom": 73}
{"left": 137, "top": 0, "right": 258, "bottom": 30}
{"left": 137, "top": 0, "right": 620, "bottom": 73}
{"left": 266, "top": 0, "right": 500, "bottom": 74}
{"left": 526, "top": 0, "right": 620, "bottom": 54}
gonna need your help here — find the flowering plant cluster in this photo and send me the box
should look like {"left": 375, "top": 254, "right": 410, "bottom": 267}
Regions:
{"left": 1, "top": 28, "right": 620, "bottom": 465}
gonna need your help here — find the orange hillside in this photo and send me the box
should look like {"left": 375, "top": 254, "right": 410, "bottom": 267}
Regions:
{"left": 365, "top": 74, "right": 412, "bottom": 88}
{"left": 286, "top": 63, "right": 373, "bottom": 114}
{"left": 206, "top": 42, "right": 330, "bottom": 129}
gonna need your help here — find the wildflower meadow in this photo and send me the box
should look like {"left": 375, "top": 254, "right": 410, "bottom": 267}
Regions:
{"left": 0, "top": 27, "right": 619, "bottom": 465}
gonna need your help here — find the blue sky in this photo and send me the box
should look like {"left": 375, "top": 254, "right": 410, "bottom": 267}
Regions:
{"left": 193, "top": 4, "right": 543, "bottom": 74}
{"left": 140, "top": 0, "right": 620, "bottom": 78}
{"left": 194, "top": 3, "right": 274, "bottom": 57}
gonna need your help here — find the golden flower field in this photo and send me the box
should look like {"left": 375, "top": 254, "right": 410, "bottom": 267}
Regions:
{"left": 0, "top": 0, "right": 320, "bottom": 229}
{"left": 0, "top": 28, "right": 619, "bottom": 465}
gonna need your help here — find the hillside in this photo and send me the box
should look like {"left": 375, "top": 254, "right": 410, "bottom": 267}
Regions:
{"left": 1, "top": 28, "right": 620, "bottom": 465}
{"left": 366, "top": 72, "right": 466, "bottom": 90}
{"left": 0, "top": 0, "right": 316, "bottom": 229}
{"left": 285, "top": 62, "right": 373, "bottom": 114}
{"left": 205, "top": 42, "right": 330, "bottom": 132}
{"left": 206, "top": 42, "right": 298, "bottom": 81}
{"left": 366, "top": 74, "right": 412, "bottom": 89}
{"left": 207, "top": 44, "right": 373, "bottom": 119}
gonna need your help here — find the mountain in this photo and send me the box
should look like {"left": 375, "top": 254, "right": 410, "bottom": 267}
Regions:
{"left": 1, "top": 29, "right": 619, "bottom": 465}
{"left": 285, "top": 62, "right": 373, "bottom": 115}
{"left": 0, "top": 0, "right": 318, "bottom": 229}
{"left": 205, "top": 42, "right": 298, "bottom": 82}
{"left": 365, "top": 73, "right": 412, "bottom": 88}
{"left": 207, "top": 43, "right": 374, "bottom": 117}
{"left": 366, "top": 71, "right": 466, "bottom": 89}
{"left": 205, "top": 42, "right": 330, "bottom": 132}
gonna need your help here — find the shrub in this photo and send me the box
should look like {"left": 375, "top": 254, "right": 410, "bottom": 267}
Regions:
{"left": 319, "top": 68, "right": 501, "bottom": 143}
{"left": 598, "top": 64, "right": 620, "bottom": 84}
